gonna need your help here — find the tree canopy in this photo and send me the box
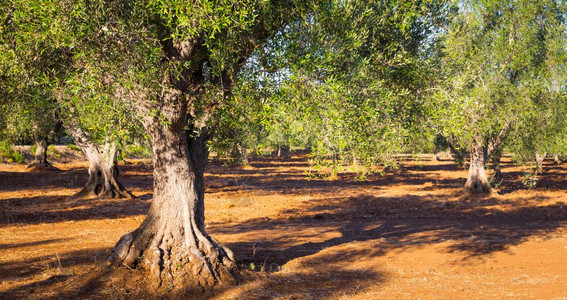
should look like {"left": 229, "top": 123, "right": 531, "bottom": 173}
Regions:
{"left": 0, "top": 0, "right": 565, "bottom": 294}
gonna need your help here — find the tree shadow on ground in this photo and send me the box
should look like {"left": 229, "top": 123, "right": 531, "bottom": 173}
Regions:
{"left": 0, "top": 161, "right": 152, "bottom": 193}
{"left": 0, "top": 194, "right": 150, "bottom": 226}
{"left": 1, "top": 156, "right": 566, "bottom": 298}
{"left": 0, "top": 247, "right": 110, "bottom": 299}
{"left": 499, "top": 162, "right": 567, "bottom": 193}
{"left": 218, "top": 192, "right": 566, "bottom": 275}
{"left": 0, "top": 170, "right": 77, "bottom": 192}
{"left": 403, "top": 162, "right": 462, "bottom": 172}
{"left": 0, "top": 238, "right": 71, "bottom": 250}
{"left": 1, "top": 244, "right": 383, "bottom": 300}
{"left": 0, "top": 162, "right": 153, "bottom": 226}
{"left": 226, "top": 251, "right": 385, "bottom": 299}
{"left": 206, "top": 168, "right": 465, "bottom": 196}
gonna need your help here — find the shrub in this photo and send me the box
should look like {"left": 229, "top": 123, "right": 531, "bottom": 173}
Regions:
{"left": 0, "top": 141, "right": 25, "bottom": 163}
{"left": 125, "top": 144, "right": 152, "bottom": 158}
{"left": 67, "top": 143, "right": 80, "bottom": 152}
{"left": 11, "top": 151, "right": 24, "bottom": 163}
{"left": 0, "top": 141, "right": 12, "bottom": 159}
{"left": 47, "top": 145, "right": 56, "bottom": 156}
{"left": 522, "top": 171, "right": 538, "bottom": 189}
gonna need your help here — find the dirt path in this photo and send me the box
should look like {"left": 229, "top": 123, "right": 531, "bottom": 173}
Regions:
{"left": 0, "top": 156, "right": 566, "bottom": 299}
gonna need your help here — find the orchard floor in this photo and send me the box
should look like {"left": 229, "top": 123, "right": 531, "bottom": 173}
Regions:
{"left": 1, "top": 153, "right": 567, "bottom": 299}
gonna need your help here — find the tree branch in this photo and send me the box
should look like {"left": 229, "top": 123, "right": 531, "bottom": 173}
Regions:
{"left": 486, "top": 120, "right": 511, "bottom": 158}
{"left": 247, "top": 36, "right": 282, "bottom": 73}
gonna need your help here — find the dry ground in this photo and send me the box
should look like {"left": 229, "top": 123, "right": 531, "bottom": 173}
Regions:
{"left": 0, "top": 150, "right": 566, "bottom": 299}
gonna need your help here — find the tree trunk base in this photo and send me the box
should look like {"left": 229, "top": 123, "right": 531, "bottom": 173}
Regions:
{"left": 491, "top": 163, "right": 502, "bottom": 181}
{"left": 278, "top": 146, "right": 291, "bottom": 161}
{"left": 491, "top": 170, "right": 502, "bottom": 180}
{"left": 74, "top": 183, "right": 134, "bottom": 199}
{"left": 464, "top": 179, "right": 493, "bottom": 194}
{"left": 74, "top": 175, "right": 135, "bottom": 199}
{"left": 108, "top": 222, "right": 240, "bottom": 293}
{"left": 465, "top": 140, "right": 493, "bottom": 195}
{"left": 535, "top": 152, "right": 546, "bottom": 172}
{"left": 27, "top": 161, "right": 59, "bottom": 171}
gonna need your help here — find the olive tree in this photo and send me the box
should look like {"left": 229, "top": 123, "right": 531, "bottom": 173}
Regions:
{"left": 429, "top": 0, "right": 566, "bottom": 193}
{"left": 7, "top": 0, "right": 328, "bottom": 291}
{"left": 0, "top": 89, "right": 62, "bottom": 168}
{"left": 207, "top": 0, "right": 452, "bottom": 172}
{"left": 0, "top": 11, "right": 62, "bottom": 168}
{"left": 59, "top": 66, "right": 144, "bottom": 198}
{"left": 0, "top": 1, "right": 139, "bottom": 196}
{"left": 507, "top": 88, "right": 567, "bottom": 172}
{"left": 269, "top": 0, "right": 450, "bottom": 172}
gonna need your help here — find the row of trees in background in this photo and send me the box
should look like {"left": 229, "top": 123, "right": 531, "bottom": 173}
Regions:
{"left": 213, "top": 0, "right": 567, "bottom": 193}
{"left": 0, "top": 0, "right": 565, "bottom": 293}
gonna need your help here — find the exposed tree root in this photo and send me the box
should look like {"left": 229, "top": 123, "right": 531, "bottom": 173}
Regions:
{"left": 74, "top": 180, "right": 134, "bottom": 199}
{"left": 464, "top": 180, "right": 494, "bottom": 194}
{"left": 465, "top": 140, "right": 493, "bottom": 195}
{"left": 74, "top": 164, "right": 134, "bottom": 199}
{"left": 109, "top": 217, "right": 239, "bottom": 293}
{"left": 27, "top": 161, "right": 59, "bottom": 171}
{"left": 27, "top": 141, "right": 57, "bottom": 171}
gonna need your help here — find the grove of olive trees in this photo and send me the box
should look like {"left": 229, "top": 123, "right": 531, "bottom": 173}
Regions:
{"left": 0, "top": 0, "right": 565, "bottom": 298}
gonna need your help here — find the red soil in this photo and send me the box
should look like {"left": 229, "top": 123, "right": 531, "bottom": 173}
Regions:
{"left": 0, "top": 154, "right": 566, "bottom": 299}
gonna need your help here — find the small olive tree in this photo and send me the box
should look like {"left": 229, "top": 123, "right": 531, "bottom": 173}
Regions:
{"left": 429, "top": 0, "right": 566, "bottom": 193}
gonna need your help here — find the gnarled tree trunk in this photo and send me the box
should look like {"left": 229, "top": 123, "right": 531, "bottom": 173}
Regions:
{"left": 230, "top": 144, "right": 248, "bottom": 166}
{"left": 28, "top": 139, "right": 51, "bottom": 169}
{"left": 27, "top": 120, "right": 63, "bottom": 170}
{"left": 79, "top": 142, "right": 132, "bottom": 198}
{"left": 491, "top": 148, "right": 503, "bottom": 180}
{"left": 66, "top": 125, "right": 133, "bottom": 198}
{"left": 465, "top": 139, "right": 492, "bottom": 194}
{"left": 105, "top": 12, "right": 287, "bottom": 288}
{"left": 535, "top": 151, "right": 546, "bottom": 171}
{"left": 278, "top": 145, "right": 291, "bottom": 160}
{"left": 110, "top": 121, "right": 238, "bottom": 292}
{"left": 109, "top": 35, "right": 239, "bottom": 290}
{"left": 466, "top": 121, "right": 511, "bottom": 193}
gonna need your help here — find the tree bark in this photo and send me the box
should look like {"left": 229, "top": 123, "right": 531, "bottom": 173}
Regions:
{"left": 230, "top": 144, "right": 248, "bottom": 165}
{"left": 109, "top": 120, "right": 238, "bottom": 292}
{"left": 465, "top": 139, "right": 492, "bottom": 194}
{"left": 27, "top": 139, "right": 52, "bottom": 169}
{"left": 27, "top": 120, "right": 63, "bottom": 170}
{"left": 278, "top": 145, "right": 291, "bottom": 160}
{"left": 491, "top": 148, "right": 503, "bottom": 180}
{"left": 553, "top": 154, "right": 561, "bottom": 165}
{"left": 109, "top": 36, "right": 239, "bottom": 290}
{"left": 65, "top": 124, "right": 133, "bottom": 198}
{"left": 535, "top": 152, "right": 546, "bottom": 171}
{"left": 447, "top": 144, "right": 466, "bottom": 168}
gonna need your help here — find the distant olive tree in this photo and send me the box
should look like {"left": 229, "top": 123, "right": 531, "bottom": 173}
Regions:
{"left": 429, "top": 0, "right": 566, "bottom": 194}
